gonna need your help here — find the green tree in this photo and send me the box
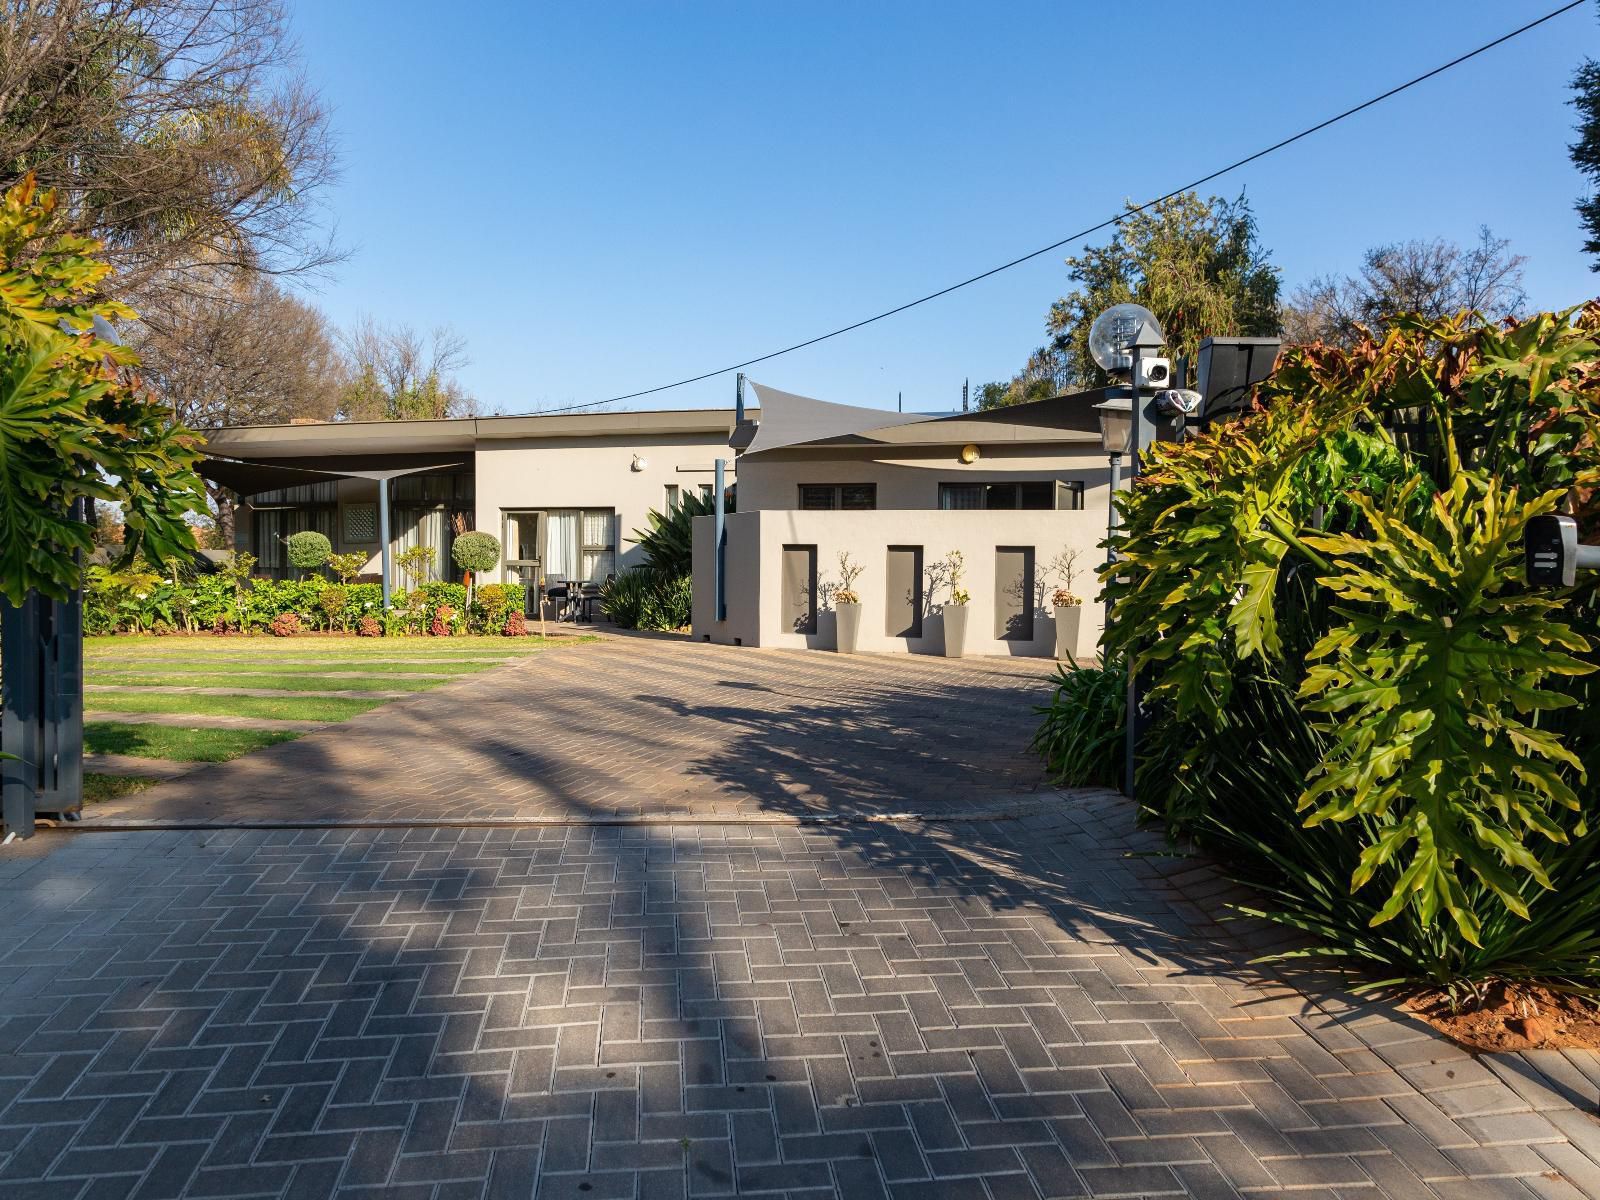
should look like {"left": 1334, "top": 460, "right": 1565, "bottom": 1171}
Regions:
{"left": 1572, "top": 56, "right": 1600, "bottom": 269}
{"left": 0, "top": 176, "right": 203, "bottom": 603}
{"left": 1038, "top": 192, "right": 1280, "bottom": 394}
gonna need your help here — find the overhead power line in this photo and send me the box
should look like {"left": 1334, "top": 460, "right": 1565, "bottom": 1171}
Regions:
{"left": 536, "top": 1, "right": 1585, "bottom": 415}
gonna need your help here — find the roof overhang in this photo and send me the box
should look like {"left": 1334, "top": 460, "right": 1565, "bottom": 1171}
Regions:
{"left": 199, "top": 407, "right": 751, "bottom": 459}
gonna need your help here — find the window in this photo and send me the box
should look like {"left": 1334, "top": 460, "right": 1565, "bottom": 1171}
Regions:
{"left": 664, "top": 484, "right": 680, "bottom": 510}
{"left": 697, "top": 482, "right": 715, "bottom": 500}
{"left": 254, "top": 506, "right": 336, "bottom": 574}
{"left": 798, "top": 483, "right": 877, "bottom": 511}
{"left": 342, "top": 503, "right": 377, "bottom": 543}
{"left": 543, "top": 508, "right": 616, "bottom": 583}
{"left": 391, "top": 472, "right": 475, "bottom": 505}
{"left": 253, "top": 481, "right": 337, "bottom": 506}
{"left": 939, "top": 481, "right": 1083, "bottom": 511}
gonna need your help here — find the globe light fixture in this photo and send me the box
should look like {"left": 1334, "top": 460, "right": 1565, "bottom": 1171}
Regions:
{"left": 1087, "top": 303, "right": 1163, "bottom": 374}
{"left": 959, "top": 443, "right": 980, "bottom": 464}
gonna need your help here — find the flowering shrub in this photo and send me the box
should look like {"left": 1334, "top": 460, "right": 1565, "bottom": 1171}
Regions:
{"left": 1051, "top": 588, "right": 1082, "bottom": 607}
{"left": 833, "top": 588, "right": 859, "bottom": 605}
{"left": 269, "top": 612, "right": 301, "bottom": 637}
{"left": 355, "top": 615, "right": 382, "bottom": 637}
{"left": 504, "top": 610, "right": 527, "bottom": 636}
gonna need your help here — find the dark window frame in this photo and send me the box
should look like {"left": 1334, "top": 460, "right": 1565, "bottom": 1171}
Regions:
{"left": 938, "top": 480, "right": 1084, "bottom": 511}
{"left": 798, "top": 483, "right": 877, "bottom": 511}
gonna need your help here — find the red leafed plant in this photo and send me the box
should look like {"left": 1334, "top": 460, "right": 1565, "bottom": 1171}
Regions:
{"left": 269, "top": 612, "right": 301, "bottom": 638}
{"left": 430, "top": 603, "right": 454, "bottom": 637}
{"left": 503, "top": 610, "right": 526, "bottom": 637}
{"left": 355, "top": 615, "right": 382, "bottom": 638}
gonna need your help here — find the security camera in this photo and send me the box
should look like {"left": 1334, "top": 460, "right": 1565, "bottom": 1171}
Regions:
{"left": 1134, "top": 356, "right": 1171, "bottom": 389}
{"left": 1156, "top": 389, "right": 1203, "bottom": 418}
{"left": 1526, "top": 513, "right": 1600, "bottom": 586}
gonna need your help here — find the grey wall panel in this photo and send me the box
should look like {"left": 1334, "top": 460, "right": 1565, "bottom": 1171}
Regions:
{"left": 994, "top": 546, "right": 1034, "bottom": 641}
{"left": 885, "top": 545, "right": 923, "bottom": 638}
{"left": 781, "top": 544, "right": 818, "bottom": 635}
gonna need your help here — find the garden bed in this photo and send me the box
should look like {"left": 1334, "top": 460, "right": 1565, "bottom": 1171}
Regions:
{"left": 1409, "top": 986, "right": 1600, "bottom": 1054}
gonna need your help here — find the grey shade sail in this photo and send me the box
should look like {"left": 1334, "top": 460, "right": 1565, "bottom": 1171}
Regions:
{"left": 740, "top": 383, "right": 1105, "bottom": 456}
{"left": 200, "top": 456, "right": 467, "bottom": 498}
{"left": 741, "top": 383, "right": 924, "bottom": 456}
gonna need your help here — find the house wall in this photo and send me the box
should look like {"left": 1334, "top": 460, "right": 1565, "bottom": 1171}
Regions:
{"left": 691, "top": 509, "right": 1105, "bottom": 658}
{"left": 734, "top": 443, "right": 1115, "bottom": 512}
{"left": 474, "top": 433, "right": 735, "bottom": 583}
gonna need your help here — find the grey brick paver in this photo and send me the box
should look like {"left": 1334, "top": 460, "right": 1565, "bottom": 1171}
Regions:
{"left": 6, "top": 639, "right": 1599, "bottom": 1196}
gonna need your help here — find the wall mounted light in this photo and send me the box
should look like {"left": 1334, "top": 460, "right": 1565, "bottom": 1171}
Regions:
{"left": 959, "top": 444, "right": 980, "bottom": 465}
{"left": 631, "top": 454, "right": 647, "bottom": 472}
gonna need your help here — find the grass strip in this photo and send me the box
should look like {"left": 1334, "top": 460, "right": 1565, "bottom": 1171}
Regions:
{"left": 82, "top": 658, "right": 504, "bottom": 675}
{"left": 85, "top": 722, "right": 302, "bottom": 763}
{"left": 83, "top": 774, "right": 159, "bottom": 804}
{"left": 88, "top": 672, "right": 448, "bottom": 694}
{"left": 87, "top": 690, "right": 383, "bottom": 722}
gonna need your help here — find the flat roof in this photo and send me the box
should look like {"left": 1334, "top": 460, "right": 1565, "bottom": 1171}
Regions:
{"left": 202, "top": 407, "right": 755, "bottom": 459}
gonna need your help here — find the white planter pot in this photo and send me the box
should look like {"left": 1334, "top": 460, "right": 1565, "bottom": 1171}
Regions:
{"left": 835, "top": 603, "right": 861, "bottom": 654}
{"left": 1054, "top": 605, "right": 1084, "bottom": 661}
{"left": 942, "top": 605, "right": 968, "bottom": 659}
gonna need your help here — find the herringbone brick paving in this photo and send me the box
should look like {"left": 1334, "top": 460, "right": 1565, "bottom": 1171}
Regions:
{"left": 4, "top": 639, "right": 1598, "bottom": 1197}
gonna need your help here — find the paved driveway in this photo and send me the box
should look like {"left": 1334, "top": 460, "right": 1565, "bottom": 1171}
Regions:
{"left": 83, "top": 637, "right": 1060, "bottom": 826}
{"left": 3, "top": 637, "right": 1599, "bottom": 1198}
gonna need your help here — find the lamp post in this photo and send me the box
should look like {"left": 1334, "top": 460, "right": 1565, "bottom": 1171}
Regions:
{"left": 1093, "top": 396, "right": 1133, "bottom": 567}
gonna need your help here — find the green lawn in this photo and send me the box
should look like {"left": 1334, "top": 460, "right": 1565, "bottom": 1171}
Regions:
{"left": 90, "top": 671, "right": 449, "bottom": 693}
{"left": 85, "top": 722, "right": 301, "bottom": 762}
{"left": 71, "top": 633, "right": 588, "bottom": 803}
{"left": 87, "top": 691, "right": 384, "bottom": 722}
{"left": 83, "top": 774, "right": 158, "bottom": 803}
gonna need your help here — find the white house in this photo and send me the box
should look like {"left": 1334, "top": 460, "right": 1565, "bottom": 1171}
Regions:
{"left": 201, "top": 408, "right": 750, "bottom": 589}
{"left": 691, "top": 383, "right": 1114, "bottom": 658}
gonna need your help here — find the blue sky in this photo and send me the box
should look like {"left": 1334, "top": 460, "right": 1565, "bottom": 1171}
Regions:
{"left": 286, "top": 0, "right": 1598, "bottom": 416}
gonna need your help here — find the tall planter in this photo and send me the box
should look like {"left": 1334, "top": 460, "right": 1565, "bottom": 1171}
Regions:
{"left": 1053, "top": 604, "right": 1083, "bottom": 661}
{"left": 835, "top": 602, "right": 861, "bottom": 654}
{"left": 942, "top": 604, "right": 968, "bottom": 659}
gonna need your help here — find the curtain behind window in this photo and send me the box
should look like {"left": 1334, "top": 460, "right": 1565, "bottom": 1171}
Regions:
{"left": 546, "top": 510, "right": 580, "bottom": 581}
{"left": 939, "top": 484, "right": 984, "bottom": 510}
{"left": 392, "top": 508, "right": 446, "bottom": 581}
{"left": 582, "top": 510, "right": 615, "bottom": 581}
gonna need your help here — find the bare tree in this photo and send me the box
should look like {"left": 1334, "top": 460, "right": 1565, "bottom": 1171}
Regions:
{"left": 1284, "top": 227, "right": 1526, "bottom": 347}
{"left": 0, "top": 0, "right": 341, "bottom": 304}
{"left": 130, "top": 271, "right": 342, "bottom": 540}
{"left": 336, "top": 317, "right": 476, "bottom": 421}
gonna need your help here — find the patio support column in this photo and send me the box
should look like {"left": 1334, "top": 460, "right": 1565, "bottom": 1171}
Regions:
{"left": 714, "top": 458, "right": 726, "bottom": 622}
{"left": 378, "top": 476, "right": 392, "bottom": 610}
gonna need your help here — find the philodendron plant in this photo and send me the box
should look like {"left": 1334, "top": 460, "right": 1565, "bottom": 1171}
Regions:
{"left": 1101, "top": 305, "right": 1600, "bottom": 948}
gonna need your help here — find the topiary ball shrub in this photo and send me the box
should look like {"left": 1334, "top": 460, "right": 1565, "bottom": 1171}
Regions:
{"left": 504, "top": 610, "right": 526, "bottom": 637}
{"left": 451, "top": 531, "right": 500, "bottom": 577}
{"left": 269, "top": 612, "right": 302, "bottom": 637}
{"left": 285, "top": 530, "right": 332, "bottom": 570}
{"left": 356, "top": 615, "right": 382, "bottom": 637}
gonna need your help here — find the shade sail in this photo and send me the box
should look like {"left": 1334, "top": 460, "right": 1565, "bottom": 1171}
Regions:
{"left": 200, "top": 456, "right": 466, "bottom": 498}
{"left": 741, "top": 383, "right": 924, "bottom": 456}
